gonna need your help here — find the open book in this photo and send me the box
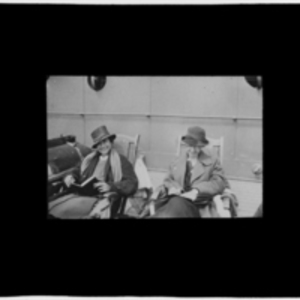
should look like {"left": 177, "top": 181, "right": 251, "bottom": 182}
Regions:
{"left": 69, "top": 176, "right": 101, "bottom": 196}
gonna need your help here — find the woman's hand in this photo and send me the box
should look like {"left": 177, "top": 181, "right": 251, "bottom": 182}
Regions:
{"left": 64, "top": 175, "right": 75, "bottom": 187}
{"left": 94, "top": 181, "right": 111, "bottom": 193}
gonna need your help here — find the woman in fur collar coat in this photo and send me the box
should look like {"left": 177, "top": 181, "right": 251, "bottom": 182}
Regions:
{"left": 48, "top": 126, "right": 138, "bottom": 219}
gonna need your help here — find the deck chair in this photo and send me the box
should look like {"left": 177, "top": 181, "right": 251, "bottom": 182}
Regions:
{"left": 175, "top": 134, "right": 237, "bottom": 218}
{"left": 113, "top": 134, "right": 140, "bottom": 166}
{"left": 120, "top": 154, "right": 153, "bottom": 218}
{"left": 112, "top": 134, "right": 142, "bottom": 217}
{"left": 113, "top": 135, "right": 155, "bottom": 219}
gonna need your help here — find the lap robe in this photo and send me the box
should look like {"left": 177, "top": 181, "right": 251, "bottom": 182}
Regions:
{"left": 150, "top": 196, "right": 201, "bottom": 218}
{"left": 48, "top": 194, "right": 102, "bottom": 219}
{"left": 149, "top": 196, "right": 220, "bottom": 218}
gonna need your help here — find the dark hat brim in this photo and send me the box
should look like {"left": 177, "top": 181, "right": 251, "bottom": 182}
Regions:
{"left": 182, "top": 136, "right": 209, "bottom": 147}
{"left": 92, "top": 134, "right": 116, "bottom": 149}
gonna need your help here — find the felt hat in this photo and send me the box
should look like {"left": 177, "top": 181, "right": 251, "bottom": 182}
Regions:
{"left": 91, "top": 125, "right": 116, "bottom": 149}
{"left": 182, "top": 126, "right": 209, "bottom": 147}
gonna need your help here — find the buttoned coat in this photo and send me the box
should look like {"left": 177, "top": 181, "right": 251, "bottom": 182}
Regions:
{"left": 161, "top": 147, "right": 230, "bottom": 217}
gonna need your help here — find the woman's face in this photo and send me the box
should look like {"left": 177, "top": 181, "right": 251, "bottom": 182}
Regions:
{"left": 185, "top": 144, "right": 203, "bottom": 159}
{"left": 96, "top": 138, "right": 112, "bottom": 155}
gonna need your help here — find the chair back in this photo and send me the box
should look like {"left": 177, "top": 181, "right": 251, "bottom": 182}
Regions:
{"left": 113, "top": 134, "right": 140, "bottom": 165}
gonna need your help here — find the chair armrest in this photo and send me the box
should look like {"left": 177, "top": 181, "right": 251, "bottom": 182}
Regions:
{"left": 221, "top": 189, "right": 239, "bottom": 207}
{"left": 48, "top": 167, "right": 77, "bottom": 184}
{"left": 213, "top": 194, "right": 231, "bottom": 218}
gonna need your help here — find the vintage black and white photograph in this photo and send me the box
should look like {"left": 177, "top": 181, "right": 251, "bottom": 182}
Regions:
{"left": 47, "top": 76, "right": 263, "bottom": 219}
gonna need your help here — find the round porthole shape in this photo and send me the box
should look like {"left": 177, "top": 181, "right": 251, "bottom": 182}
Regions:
{"left": 244, "top": 76, "right": 263, "bottom": 90}
{"left": 87, "top": 76, "right": 107, "bottom": 91}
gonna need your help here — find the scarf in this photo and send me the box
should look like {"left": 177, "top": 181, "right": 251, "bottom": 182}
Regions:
{"left": 79, "top": 148, "right": 122, "bottom": 184}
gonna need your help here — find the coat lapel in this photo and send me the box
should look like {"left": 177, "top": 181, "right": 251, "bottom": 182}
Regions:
{"left": 173, "top": 156, "right": 187, "bottom": 188}
{"left": 190, "top": 161, "right": 205, "bottom": 183}
{"left": 190, "top": 149, "right": 213, "bottom": 183}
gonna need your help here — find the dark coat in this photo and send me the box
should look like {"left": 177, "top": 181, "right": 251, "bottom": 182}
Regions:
{"left": 71, "top": 151, "right": 138, "bottom": 197}
{"left": 50, "top": 151, "right": 138, "bottom": 219}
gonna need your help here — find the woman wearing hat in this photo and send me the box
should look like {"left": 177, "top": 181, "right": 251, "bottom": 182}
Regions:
{"left": 49, "top": 125, "right": 138, "bottom": 219}
{"left": 149, "top": 126, "right": 230, "bottom": 218}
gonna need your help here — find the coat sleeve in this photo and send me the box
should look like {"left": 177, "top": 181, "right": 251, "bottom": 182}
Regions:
{"left": 192, "top": 157, "right": 230, "bottom": 198}
{"left": 61, "top": 161, "right": 81, "bottom": 183}
{"left": 108, "top": 155, "right": 138, "bottom": 197}
{"left": 162, "top": 159, "right": 184, "bottom": 190}
{"left": 70, "top": 152, "right": 98, "bottom": 183}
{"left": 68, "top": 152, "right": 94, "bottom": 182}
{"left": 69, "top": 161, "right": 81, "bottom": 181}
